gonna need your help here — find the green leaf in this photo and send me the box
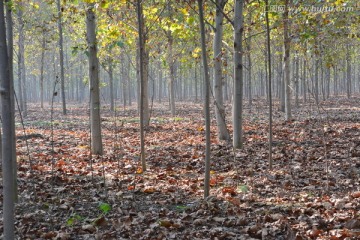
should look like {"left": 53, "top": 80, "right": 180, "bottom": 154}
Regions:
{"left": 99, "top": 202, "right": 111, "bottom": 214}
{"left": 100, "top": 0, "right": 109, "bottom": 9}
{"left": 237, "top": 185, "right": 249, "bottom": 193}
{"left": 116, "top": 40, "right": 125, "bottom": 48}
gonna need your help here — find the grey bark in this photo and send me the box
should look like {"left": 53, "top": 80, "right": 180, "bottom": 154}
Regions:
{"left": 57, "top": 0, "right": 67, "bottom": 114}
{"left": 232, "top": 0, "right": 244, "bottom": 149}
{"left": 197, "top": 0, "right": 211, "bottom": 198}
{"left": 17, "top": 4, "right": 26, "bottom": 116}
{"left": 40, "top": 34, "right": 46, "bottom": 109}
{"left": 346, "top": 43, "right": 351, "bottom": 98}
{"left": 86, "top": 3, "right": 103, "bottom": 155}
{"left": 1, "top": 0, "right": 15, "bottom": 237}
{"left": 283, "top": 0, "right": 291, "bottom": 120}
{"left": 265, "top": 0, "right": 273, "bottom": 169}
{"left": 137, "top": 0, "right": 146, "bottom": 171}
{"left": 213, "top": 0, "right": 230, "bottom": 141}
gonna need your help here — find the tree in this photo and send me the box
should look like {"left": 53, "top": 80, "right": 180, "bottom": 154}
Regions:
{"left": 283, "top": 0, "right": 291, "bottom": 120}
{"left": 197, "top": 0, "right": 211, "bottom": 198}
{"left": 265, "top": 0, "right": 273, "bottom": 169}
{"left": 137, "top": 0, "right": 146, "bottom": 171}
{"left": 213, "top": 0, "right": 230, "bottom": 141}
{"left": 17, "top": 2, "right": 26, "bottom": 116}
{"left": 86, "top": 2, "right": 103, "bottom": 155}
{"left": 232, "top": 0, "right": 244, "bottom": 149}
{"left": 165, "top": 2, "right": 176, "bottom": 116}
{"left": 0, "top": 0, "right": 15, "bottom": 237}
{"left": 57, "top": 0, "right": 67, "bottom": 115}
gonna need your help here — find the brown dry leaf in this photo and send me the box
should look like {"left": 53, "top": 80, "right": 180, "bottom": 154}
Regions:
{"left": 143, "top": 187, "right": 156, "bottom": 193}
{"left": 82, "top": 224, "right": 96, "bottom": 233}
{"left": 351, "top": 191, "right": 360, "bottom": 198}
{"left": 344, "top": 219, "right": 360, "bottom": 229}
{"left": 159, "top": 219, "right": 173, "bottom": 228}
{"left": 41, "top": 231, "right": 57, "bottom": 239}
{"left": 222, "top": 187, "right": 236, "bottom": 195}
{"left": 94, "top": 216, "right": 107, "bottom": 226}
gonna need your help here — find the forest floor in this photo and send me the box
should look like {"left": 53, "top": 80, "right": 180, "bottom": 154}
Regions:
{"left": 1, "top": 97, "right": 360, "bottom": 239}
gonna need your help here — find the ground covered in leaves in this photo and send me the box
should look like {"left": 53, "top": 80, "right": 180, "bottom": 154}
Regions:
{"left": 1, "top": 97, "right": 360, "bottom": 239}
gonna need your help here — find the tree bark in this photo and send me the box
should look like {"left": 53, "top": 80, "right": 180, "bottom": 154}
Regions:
{"left": 283, "top": 0, "right": 291, "bottom": 120}
{"left": 86, "top": 3, "right": 103, "bottom": 155}
{"left": 108, "top": 58, "right": 115, "bottom": 111}
{"left": 40, "top": 33, "right": 46, "bottom": 109}
{"left": 57, "top": 0, "right": 67, "bottom": 114}
{"left": 213, "top": 0, "right": 230, "bottom": 141}
{"left": 17, "top": 4, "right": 26, "bottom": 116}
{"left": 265, "top": 0, "right": 273, "bottom": 170}
{"left": 346, "top": 43, "right": 351, "bottom": 98}
{"left": 0, "top": 0, "right": 15, "bottom": 237}
{"left": 167, "top": 34, "right": 176, "bottom": 116}
{"left": 197, "top": 0, "right": 211, "bottom": 198}
{"left": 137, "top": 0, "right": 146, "bottom": 171}
{"left": 232, "top": 0, "right": 244, "bottom": 149}
{"left": 295, "top": 53, "right": 299, "bottom": 107}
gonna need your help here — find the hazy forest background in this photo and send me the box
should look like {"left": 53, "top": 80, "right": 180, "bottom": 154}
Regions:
{"left": 0, "top": 0, "right": 360, "bottom": 239}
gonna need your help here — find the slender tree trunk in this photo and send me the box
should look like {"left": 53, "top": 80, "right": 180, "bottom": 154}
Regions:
{"left": 314, "top": 52, "right": 319, "bottom": 105}
{"left": 0, "top": 1, "right": 15, "bottom": 237}
{"left": 57, "top": 0, "right": 66, "bottom": 114}
{"left": 40, "top": 33, "right": 46, "bottom": 109}
{"left": 334, "top": 65, "right": 338, "bottom": 96}
{"left": 120, "top": 53, "right": 127, "bottom": 107}
{"left": 346, "top": 43, "right": 351, "bottom": 98}
{"left": 108, "top": 59, "right": 115, "bottom": 111}
{"left": 167, "top": 34, "right": 176, "bottom": 116}
{"left": 302, "top": 55, "right": 307, "bottom": 102}
{"left": 265, "top": 0, "right": 273, "bottom": 170}
{"left": 195, "top": 63, "right": 198, "bottom": 101}
{"left": 197, "top": 0, "right": 211, "bottom": 198}
{"left": 232, "top": 0, "right": 244, "bottom": 149}
{"left": 246, "top": 11, "right": 252, "bottom": 109}
{"left": 86, "top": 3, "right": 103, "bottom": 155}
{"left": 17, "top": 5, "right": 25, "bottom": 115}
{"left": 295, "top": 53, "right": 299, "bottom": 107}
{"left": 283, "top": 0, "right": 291, "bottom": 120}
{"left": 158, "top": 56, "right": 162, "bottom": 103}
{"left": 137, "top": 0, "right": 146, "bottom": 171}
{"left": 213, "top": 0, "right": 230, "bottom": 141}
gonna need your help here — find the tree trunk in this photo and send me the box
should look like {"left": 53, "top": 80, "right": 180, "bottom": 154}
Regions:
{"left": 167, "top": 34, "right": 176, "bottom": 116}
{"left": 246, "top": 11, "right": 252, "bottom": 109}
{"left": 86, "top": 3, "right": 103, "bottom": 155}
{"left": 334, "top": 65, "right": 338, "bottom": 96}
{"left": 40, "top": 33, "right": 46, "bottom": 109}
{"left": 137, "top": 0, "right": 146, "bottom": 171}
{"left": 17, "top": 4, "right": 26, "bottom": 116}
{"left": 295, "top": 53, "right": 299, "bottom": 107}
{"left": 213, "top": 0, "right": 230, "bottom": 141}
{"left": 302, "top": 55, "right": 307, "bottom": 102}
{"left": 283, "top": 0, "right": 291, "bottom": 120}
{"left": 314, "top": 53, "right": 319, "bottom": 105}
{"left": 265, "top": 0, "right": 273, "bottom": 169}
{"left": 346, "top": 43, "right": 351, "bottom": 98}
{"left": 57, "top": 0, "right": 66, "bottom": 114}
{"left": 197, "top": 0, "right": 211, "bottom": 198}
{"left": 232, "top": 0, "right": 244, "bottom": 149}
{"left": 108, "top": 58, "right": 115, "bottom": 111}
{"left": 0, "top": 0, "right": 15, "bottom": 237}
{"left": 158, "top": 56, "right": 163, "bottom": 103}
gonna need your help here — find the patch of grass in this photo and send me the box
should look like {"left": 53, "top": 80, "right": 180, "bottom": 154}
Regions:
{"left": 171, "top": 117, "right": 185, "bottom": 122}
{"left": 121, "top": 118, "right": 140, "bottom": 123}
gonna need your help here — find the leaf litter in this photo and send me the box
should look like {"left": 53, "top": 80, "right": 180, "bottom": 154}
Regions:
{"left": 1, "top": 98, "right": 360, "bottom": 239}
